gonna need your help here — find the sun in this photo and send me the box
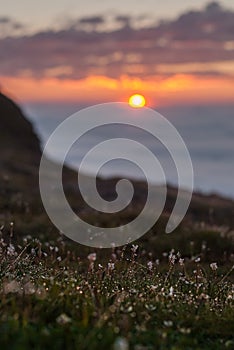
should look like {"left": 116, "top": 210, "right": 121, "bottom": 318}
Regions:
{"left": 128, "top": 94, "right": 146, "bottom": 108}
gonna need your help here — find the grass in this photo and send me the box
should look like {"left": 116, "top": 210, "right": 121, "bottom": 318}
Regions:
{"left": 0, "top": 223, "right": 233, "bottom": 350}
{"left": 1, "top": 177, "right": 234, "bottom": 349}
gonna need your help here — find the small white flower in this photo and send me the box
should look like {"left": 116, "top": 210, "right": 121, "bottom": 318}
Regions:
{"left": 210, "top": 262, "right": 218, "bottom": 271}
{"left": 56, "top": 313, "right": 72, "bottom": 325}
{"left": 202, "top": 242, "right": 207, "bottom": 250}
{"left": 169, "top": 286, "right": 174, "bottom": 296}
{"left": 169, "top": 253, "right": 176, "bottom": 265}
{"left": 150, "top": 285, "right": 157, "bottom": 291}
{"left": 131, "top": 245, "right": 138, "bottom": 253}
{"left": 108, "top": 263, "right": 115, "bottom": 271}
{"left": 147, "top": 261, "right": 153, "bottom": 271}
{"left": 7, "top": 244, "right": 16, "bottom": 256}
{"left": 199, "top": 293, "right": 210, "bottom": 300}
{"left": 179, "top": 258, "right": 184, "bottom": 266}
{"left": 87, "top": 253, "right": 96, "bottom": 262}
{"left": 113, "top": 337, "right": 129, "bottom": 350}
{"left": 31, "top": 248, "right": 36, "bottom": 256}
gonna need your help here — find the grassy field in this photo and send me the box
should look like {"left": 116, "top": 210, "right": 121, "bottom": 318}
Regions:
{"left": 0, "top": 222, "right": 233, "bottom": 350}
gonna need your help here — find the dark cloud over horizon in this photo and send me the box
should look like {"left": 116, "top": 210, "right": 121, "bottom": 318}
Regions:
{"left": 0, "top": 2, "right": 234, "bottom": 80}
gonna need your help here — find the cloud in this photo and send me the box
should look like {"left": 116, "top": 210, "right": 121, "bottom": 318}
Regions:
{"left": 0, "top": 2, "right": 234, "bottom": 80}
{"left": 0, "top": 17, "right": 10, "bottom": 24}
{"left": 0, "top": 17, "right": 25, "bottom": 37}
{"left": 78, "top": 15, "right": 104, "bottom": 25}
{"left": 114, "top": 15, "right": 131, "bottom": 26}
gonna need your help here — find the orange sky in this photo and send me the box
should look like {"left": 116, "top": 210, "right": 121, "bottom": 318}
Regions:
{"left": 1, "top": 3, "right": 234, "bottom": 107}
{"left": 1, "top": 74, "right": 234, "bottom": 107}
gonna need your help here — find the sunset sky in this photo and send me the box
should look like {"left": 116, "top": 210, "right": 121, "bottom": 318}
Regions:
{"left": 0, "top": 1, "right": 234, "bottom": 107}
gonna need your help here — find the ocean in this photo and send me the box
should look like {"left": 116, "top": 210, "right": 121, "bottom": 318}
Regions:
{"left": 24, "top": 103, "right": 234, "bottom": 199}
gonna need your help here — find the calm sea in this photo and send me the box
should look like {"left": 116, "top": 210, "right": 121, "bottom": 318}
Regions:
{"left": 24, "top": 103, "right": 234, "bottom": 199}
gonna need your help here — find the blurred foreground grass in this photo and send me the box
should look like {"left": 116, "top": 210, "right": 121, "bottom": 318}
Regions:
{"left": 0, "top": 222, "right": 233, "bottom": 350}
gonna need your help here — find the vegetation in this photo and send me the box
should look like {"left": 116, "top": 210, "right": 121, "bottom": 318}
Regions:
{"left": 0, "top": 221, "right": 233, "bottom": 350}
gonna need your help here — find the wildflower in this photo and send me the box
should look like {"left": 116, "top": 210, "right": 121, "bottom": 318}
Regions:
{"left": 131, "top": 245, "right": 138, "bottom": 255}
{"left": 56, "top": 313, "right": 72, "bottom": 325}
{"left": 87, "top": 253, "right": 96, "bottom": 262}
{"left": 0, "top": 238, "right": 6, "bottom": 247}
{"left": 201, "top": 241, "right": 207, "bottom": 250}
{"left": 87, "top": 253, "right": 96, "bottom": 272}
{"left": 10, "top": 222, "right": 14, "bottom": 238}
{"left": 108, "top": 262, "right": 115, "bottom": 271}
{"left": 150, "top": 285, "right": 157, "bottom": 291}
{"left": 147, "top": 261, "right": 153, "bottom": 271}
{"left": 195, "top": 257, "right": 201, "bottom": 263}
{"left": 179, "top": 258, "right": 184, "bottom": 266}
{"left": 199, "top": 293, "right": 210, "bottom": 300}
{"left": 31, "top": 248, "right": 36, "bottom": 256}
{"left": 169, "top": 253, "right": 176, "bottom": 265}
{"left": 179, "top": 328, "right": 191, "bottom": 334}
{"left": 210, "top": 262, "right": 218, "bottom": 271}
{"left": 113, "top": 337, "right": 129, "bottom": 350}
{"left": 169, "top": 286, "right": 174, "bottom": 297}
{"left": 7, "top": 243, "right": 16, "bottom": 256}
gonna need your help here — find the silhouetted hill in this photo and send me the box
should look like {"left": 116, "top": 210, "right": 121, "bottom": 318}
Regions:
{"left": 0, "top": 93, "right": 40, "bottom": 155}
{"left": 0, "top": 92, "right": 41, "bottom": 191}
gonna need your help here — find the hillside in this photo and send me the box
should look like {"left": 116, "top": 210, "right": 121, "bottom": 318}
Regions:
{"left": 0, "top": 92, "right": 41, "bottom": 196}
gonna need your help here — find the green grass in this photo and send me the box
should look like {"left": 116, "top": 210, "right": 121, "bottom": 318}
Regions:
{"left": 0, "top": 225, "right": 233, "bottom": 350}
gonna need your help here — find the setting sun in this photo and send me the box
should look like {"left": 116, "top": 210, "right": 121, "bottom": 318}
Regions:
{"left": 128, "top": 94, "right": 146, "bottom": 108}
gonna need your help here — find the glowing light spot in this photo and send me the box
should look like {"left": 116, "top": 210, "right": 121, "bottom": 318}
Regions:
{"left": 128, "top": 94, "right": 146, "bottom": 108}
